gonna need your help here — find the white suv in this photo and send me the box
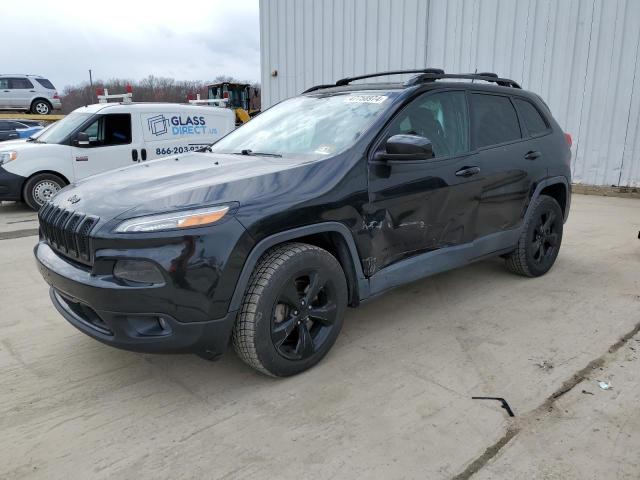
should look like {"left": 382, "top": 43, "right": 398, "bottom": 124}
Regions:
{"left": 0, "top": 75, "right": 62, "bottom": 114}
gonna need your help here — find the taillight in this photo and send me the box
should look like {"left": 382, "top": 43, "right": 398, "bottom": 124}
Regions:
{"left": 564, "top": 133, "right": 573, "bottom": 147}
{"left": 53, "top": 93, "right": 60, "bottom": 99}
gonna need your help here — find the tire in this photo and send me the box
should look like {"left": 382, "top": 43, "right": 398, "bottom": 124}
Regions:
{"left": 505, "top": 194, "right": 564, "bottom": 277}
{"left": 233, "top": 242, "right": 348, "bottom": 377}
{"left": 30, "top": 99, "right": 51, "bottom": 115}
{"left": 23, "top": 173, "right": 66, "bottom": 210}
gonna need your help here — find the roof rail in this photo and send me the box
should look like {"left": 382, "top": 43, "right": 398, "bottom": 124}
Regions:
{"left": 404, "top": 72, "right": 521, "bottom": 88}
{"left": 302, "top": 69, "right": 445, "bottom": 93}
{"left": 302, "top": 69, "right": 521, "bottom": 93}
{"left": 0, "top": 74, "right": 42, "bottom": 77}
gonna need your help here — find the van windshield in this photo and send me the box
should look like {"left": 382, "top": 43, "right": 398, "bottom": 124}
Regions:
{"left": 210, "top": 92, "right": 395, "bottom": 159}
{"left": 36, "top": 113, "right": 92, "bottom": 144}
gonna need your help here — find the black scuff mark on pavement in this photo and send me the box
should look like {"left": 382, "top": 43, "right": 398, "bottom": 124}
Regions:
{"left": 0, "top": 228, "right": 39, "bottom": 240}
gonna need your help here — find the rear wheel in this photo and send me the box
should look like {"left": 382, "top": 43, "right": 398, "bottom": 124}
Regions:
{"left": 23, "top": 173, "right": 65, "bottom": 210}
{"left": 233, "top": 243, "right": 347, "bottom": 377}
{"left": 31, "top": 100, "right": 51, "bottom": 115}
{"left": 505, "top": 194, "right": 563, "bottom": 277}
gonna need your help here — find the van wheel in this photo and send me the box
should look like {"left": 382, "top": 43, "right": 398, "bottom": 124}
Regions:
{"left": 31, "top": 100, "right": 51, "bottom": 115}
{"left": 233, "top": 243, "right": 348, "bottom": 377}
{"left": 505, "top": 195, "right": 563, "bottom": 277}
{"left": 23, "top": 173, "right": 66, "bottom": 210}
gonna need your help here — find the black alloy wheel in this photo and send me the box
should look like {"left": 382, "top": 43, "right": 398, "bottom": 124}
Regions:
{"left": 271, "top": 270, "right": 338, "bottom": 361}
{"left": 505, "top": 194, "right": 564, "bottom": 277}
{"left": 233, "top": 243, "right": 347, "bottom": 377}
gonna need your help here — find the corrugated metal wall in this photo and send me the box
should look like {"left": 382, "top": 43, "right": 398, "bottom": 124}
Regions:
{"left": 260, "top": 0, "right": 640, "bottom": 186}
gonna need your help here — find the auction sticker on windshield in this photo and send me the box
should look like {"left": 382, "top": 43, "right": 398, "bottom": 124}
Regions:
{"left": 344, "top": 95, "right": 387, "bottom": 104}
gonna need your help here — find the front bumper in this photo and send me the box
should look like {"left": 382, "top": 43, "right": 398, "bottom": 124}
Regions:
{"left": 0, "top": 166, "right": 25, "bottom": 201}
{"left": 35, "top": 241, "right": 238, "bottom": 356}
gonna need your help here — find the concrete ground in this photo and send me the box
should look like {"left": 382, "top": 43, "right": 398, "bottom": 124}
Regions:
{"left": 0, "top": 194, "right": 638, "bottom": 480}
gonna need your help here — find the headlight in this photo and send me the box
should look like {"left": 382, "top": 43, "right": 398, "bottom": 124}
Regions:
{"left": 0, "top": 151, "right": 17, "bottom": 165}
{"left": 114, "top": 205, "right": 230, "bottom": 233}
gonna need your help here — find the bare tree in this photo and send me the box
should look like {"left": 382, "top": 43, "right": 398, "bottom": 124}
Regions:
{"left": 61, "top": 75, "right": 261, "bottom": 113}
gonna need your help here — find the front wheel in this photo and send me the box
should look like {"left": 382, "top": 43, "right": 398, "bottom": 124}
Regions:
{"left": 23, "top": 173, "right": 66, "bottom": 210}
{"left": 233, "top": 243, "right": 348, "bottom": 377}
{"left": 505, "top": 194, "right": 564, "bottom": 277}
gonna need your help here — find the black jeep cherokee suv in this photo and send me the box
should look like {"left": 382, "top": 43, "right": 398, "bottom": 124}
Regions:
{"left": 35, "top": 70, "right": 571, "bottom": 376}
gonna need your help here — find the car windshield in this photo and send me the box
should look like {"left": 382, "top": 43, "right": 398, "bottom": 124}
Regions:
{"left": 36, "top": 112, "right": 92, "bottom": 144}
{"left": 210, "top": 92, "right": 395, "bottom": 159}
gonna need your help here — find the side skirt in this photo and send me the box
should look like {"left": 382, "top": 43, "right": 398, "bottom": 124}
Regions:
{"left": 367, "top": 227, "right": 521, "bottom": 298}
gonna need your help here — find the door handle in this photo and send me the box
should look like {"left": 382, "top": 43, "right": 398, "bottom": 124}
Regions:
{"left": 3, "top": 90, "right": 9, "bottom": 92}
{"left": 29, "top": 90, "right": 36, "bottom": 93}
{"left": 141, "top": 148, "right": 147, "bottom": 161}
{"left": 524, "top": 150, "right": 541, "bottom": 160}
{"left": 131, "top": 149, "right": 138, "bottom": 162}
{"left": 455, "top": 166, "right": 481, "bottom": 177}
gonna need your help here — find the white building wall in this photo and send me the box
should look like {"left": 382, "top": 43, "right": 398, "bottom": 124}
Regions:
{"left": 260, "top": 0, "right": 640, "bottom": 187}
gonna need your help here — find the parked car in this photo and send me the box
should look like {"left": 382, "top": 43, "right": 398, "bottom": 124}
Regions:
{"left": 0, "top": 75, "right": 62, "bottom": 114}
{"left": 0, "top": 102, "right": 235, "bottom": 209}
{"left": 0, "top": 119, "right": 44, "bottom": 140}
{"left": 34, "top": 70, "right": 572, "bottom": 377}
{"left": 0, "top": 120, "right": 21, "bottom": 142}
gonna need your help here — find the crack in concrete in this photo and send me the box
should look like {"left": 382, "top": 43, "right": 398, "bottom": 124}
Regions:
{"left": 452, "top": 320, "right": 640, "bottom": 480}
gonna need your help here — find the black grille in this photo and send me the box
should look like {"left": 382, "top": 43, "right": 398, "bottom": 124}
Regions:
{"left": 38, "top": 203, "right": 99, "bottom": 264}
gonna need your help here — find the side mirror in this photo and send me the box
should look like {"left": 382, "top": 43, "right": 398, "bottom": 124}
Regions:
{"left": 74, "top": 131, "right": 90, "bottom": 147}
{"left": 376, "top": 134, "right": 434, "bottom": 161}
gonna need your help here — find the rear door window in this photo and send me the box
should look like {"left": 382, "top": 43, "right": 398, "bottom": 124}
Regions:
{"left": 513, "top": 98, "right": 549, "bottom": 136}
{"left": 469, "top": 93, "right": 521, "bottom": 149}
{"left": 9, "top": 78, "right": 34, "bottom": 89}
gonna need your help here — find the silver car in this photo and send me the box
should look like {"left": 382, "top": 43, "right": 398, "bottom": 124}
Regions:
{"left": 0, "top": 75, "right": 62, "bottom": 115}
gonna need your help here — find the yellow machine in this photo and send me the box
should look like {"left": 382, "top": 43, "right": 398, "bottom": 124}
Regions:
{"left": 207, "top": 82, "right": 259, "bottom": 125}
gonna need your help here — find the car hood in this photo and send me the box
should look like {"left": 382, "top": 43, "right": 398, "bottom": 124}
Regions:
{"left": 48, "top": 151, "right": 320, "bottom": 222}
{"left": 1, "top": 140, "right": 66, "bottom": 154}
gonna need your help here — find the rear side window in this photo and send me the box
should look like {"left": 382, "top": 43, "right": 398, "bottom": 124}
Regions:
{"left": 514, "top": 98, "right": 549, "bottom": 136}
{"left": 469, "top": 94, "right": 521, "bottom": 148}
{"left": 9, "top": 78, "right": 34, "bottom": 89}
{"left": 35, "top": 78, "right": 56, "bottom": 90}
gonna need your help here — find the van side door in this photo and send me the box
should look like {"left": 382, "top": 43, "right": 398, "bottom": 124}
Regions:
{"left": 365, "top": 90, "right": 482, "bottom": 273}
{"left": 70, "top": 113, "right": 139, "bottom": 179}
{"left": 139, "top": 109, "right": 235, "bottom": 160}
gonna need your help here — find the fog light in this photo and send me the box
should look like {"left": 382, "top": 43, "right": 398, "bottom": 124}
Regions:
{"left": 113, "top": 260, "right": 164, "bottom": 285}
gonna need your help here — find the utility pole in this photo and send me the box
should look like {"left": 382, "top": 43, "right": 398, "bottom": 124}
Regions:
{"left": 88, "top": 69, "right": 93, "bottom": 103}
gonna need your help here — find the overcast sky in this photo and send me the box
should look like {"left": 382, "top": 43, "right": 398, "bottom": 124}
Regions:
{"left": 3, "top": 0, "right": 260, "bottom": 90}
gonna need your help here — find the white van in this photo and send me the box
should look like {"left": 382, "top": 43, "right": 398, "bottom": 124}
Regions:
{"left": 0, "top": 102, "right": 235, "bottom": 209}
